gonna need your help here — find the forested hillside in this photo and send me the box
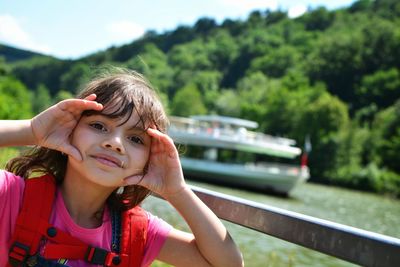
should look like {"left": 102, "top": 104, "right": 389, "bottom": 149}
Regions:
{"left": 1, "top": 0, "right": 399, "bottom": 196}
{"left": 0, "top": 44, "right": 48, "bottom": 63}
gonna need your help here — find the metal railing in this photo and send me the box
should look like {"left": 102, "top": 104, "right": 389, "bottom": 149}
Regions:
{"left": 187, "top": 185, "right": 400, "bottom": 267}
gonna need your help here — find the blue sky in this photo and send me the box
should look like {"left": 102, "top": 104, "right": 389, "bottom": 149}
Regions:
{"left": 1, "top": 0, "right": 355, "bottom": 59}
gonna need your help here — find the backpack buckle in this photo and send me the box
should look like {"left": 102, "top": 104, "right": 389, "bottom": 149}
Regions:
{"left": 9, "top": 242, "right": 30, "bottom": 267}
{"left": 85, "top": 246, "right": 109, "bottom": 265}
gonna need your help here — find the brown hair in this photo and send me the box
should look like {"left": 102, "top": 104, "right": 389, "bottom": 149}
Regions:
{"left": 6, "top": 68, "right": 169, "bottom": 211}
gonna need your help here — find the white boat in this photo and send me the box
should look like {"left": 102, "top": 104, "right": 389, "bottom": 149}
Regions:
{"left": 168, "top": 115, "right": 310, "bottom": 195}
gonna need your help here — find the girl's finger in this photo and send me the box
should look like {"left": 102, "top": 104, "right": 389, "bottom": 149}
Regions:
{"left": 148, "top": 129, "right": 178, "bottom": 158}
{"left": 59, "top": 99, "right": 102, "bottom": 112}
{"left": 147, "top": 128, "right": 174, "bottom": 145}
{"left": 81, "top": 94, "right": 103, "bottom": 110}
{"left": 84, "top": 94, "right": 97, "bottom": 101}
{"left": 79, "top": 99, "right": 103, "bottom": 111}
{"left": 146, "top": 128, "right": 161, "bottom": 140}
{"left": 59, "top": 100, "right": 103, "bottom": 119}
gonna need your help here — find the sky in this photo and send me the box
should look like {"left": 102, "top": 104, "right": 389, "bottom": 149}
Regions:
{"left": 1, "top": 0, "right": 356, "bottom": 59}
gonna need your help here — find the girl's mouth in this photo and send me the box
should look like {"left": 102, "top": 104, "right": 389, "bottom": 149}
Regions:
{"left": 91, "top": 154, "right": 123, "bottom": 168}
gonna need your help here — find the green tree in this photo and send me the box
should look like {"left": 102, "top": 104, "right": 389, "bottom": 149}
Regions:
{"left": 32, "top": 84, "right": 52, "bottom": 114}
{"left": 327, "top": 123, "right": 371, "bottom": 189}
{"left": 0, "top": 76, "right": 32, "bottom": 119}
{"left": 168, "top": 40, "right": 212, "bottom": 71}
{"left": 237, "top": 72, "right": 271, "bottom": 127}
{"left": 194, "top": 17, "right": 217, "bottom": 35}
{"left": 11, "top": 56, "right": 69, "bottom": 95}
{"left": 53, "top": 90, "right": 74, "bottom": 103}
{"left": 306, "top": 32, "right": 363, "bottom": 103}
{"left": 370, "top": 101, "right": 400, "bottom": 173}
{"left": 372, "top": 0, "right": 400, "bottom": 19}
{"left": 264, "top": 10, "right": 288, "bottom": 25}
{"left": 206, "top": 30, "right": 239, "bottom": 71}
{"left": 170, "top": 84, "right": 207, "bottom": 116}
{"left": 215, "top": 90, "right": 241, "bottom": 117}
{"left": 60, "top": 62, "right": 91, "bottom": 94}
{"left": 0, "top": 56, "right": 10, "bottom": 76}
{"left": 189, "top": 70, "right": 222, "bottom": 111}
{"left": 360, "top": 17, "right": 400, "bottom": 73}
{"left": 248, "top": 45, "right": 300, "bottom": 78}
{"left": 300, "top": 7, "right": 335, "bottom": 31}
{"left": 349, "top": 0, "right": 373, "bottom": 13}
{"left": 125, "top": 43, "right": 173, "bottom": 95}
{"left": 301, "top": 92, "right": 350, "bottom": 180}
{"left": 356, "top": 68, "right": 400, "bottom": 109}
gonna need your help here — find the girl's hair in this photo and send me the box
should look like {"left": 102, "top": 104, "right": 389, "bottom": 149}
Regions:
{"left": 6, "top": 68, "right": 169, "bottom": 211}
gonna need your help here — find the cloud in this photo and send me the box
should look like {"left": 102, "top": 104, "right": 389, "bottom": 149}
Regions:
{"left": 288, "top": 5, "right": 308, "bottom": 18}
{"left": 0, "top": 14, "right": 51, "bottom": 54}
{"left": 105, "top": 21, "right": 145, "bottom": 43}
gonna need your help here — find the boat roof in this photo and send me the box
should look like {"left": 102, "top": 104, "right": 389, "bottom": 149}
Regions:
{"left": 190, "top": 115, "right": 258, "bottom": 129}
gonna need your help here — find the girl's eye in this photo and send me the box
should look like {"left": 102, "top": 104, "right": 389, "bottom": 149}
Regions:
{"left": 89, "top": 122, "right": 107, "bottom": 132}
{"left": 129, "top": 136, "right": 144, "bottom": 145}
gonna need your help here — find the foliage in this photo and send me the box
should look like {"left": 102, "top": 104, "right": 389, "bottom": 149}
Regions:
{"left": 11, "top": 56, "right": 71, "bottom": 95}
{"left": 53, "top": 90, "right": 74, "bottom": 103}
{"left": 248, "top": 45, "right": 300, "bottom": 78}
{"left": 0, "top": 44, "right": 45, "bottom": 63}
{"left": 170, "top": 84, "right": 207, "bottom": 116}
{"left": 299, "top": 7, "right": 335, "bottom": 31}
{"left": 124, "top": 43, "right": 173, "bottom": 95}
{"left": 215, "top": 90, "right": 241, "bottom": 117}
{"left": 32, "top": 84, "right": 52, "bottom": 114}
{"left": 370, "top": 101, "right": 400, "bottom": 173}
{"left": 0, "top": 76, "right": 32, "bottom": 119}
{"left": 356, "top": 68, "right": 400, "bottom": 108}
{"left": 60, "top": 62, "right": 91, "bottom": 94}
{"left": 0, "top": 148, "right": 20, "bottom": 168}
{"left": 0, "top": 56, "right": 10, "bottom": 75}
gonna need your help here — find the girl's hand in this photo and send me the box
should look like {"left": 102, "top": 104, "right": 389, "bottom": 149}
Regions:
{"left": 124, "top": 128, "right": 187, "bottom": 199}
{"left": 31, "top": 94, "right": 103, "bottom": 161}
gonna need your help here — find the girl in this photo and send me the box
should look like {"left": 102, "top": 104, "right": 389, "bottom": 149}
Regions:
{"left": 0, "top": 69, "right": 243, "bottom": 267}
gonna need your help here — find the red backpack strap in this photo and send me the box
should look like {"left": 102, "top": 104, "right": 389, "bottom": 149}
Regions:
{"left": 9, "top": 175, "right": 148, "bottom": 267}
{"left": 41, "top": 207, "right": 148, "bottom": 266}
{"left": 120, "top": 206, "right": 148, "bottom": 267}
{"left": 8, "top": 174, "right": 56, "bottom": 266}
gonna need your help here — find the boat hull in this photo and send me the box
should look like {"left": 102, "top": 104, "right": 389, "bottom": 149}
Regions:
{"left": 181, "top": 157, "right": 309, "bottom": 195}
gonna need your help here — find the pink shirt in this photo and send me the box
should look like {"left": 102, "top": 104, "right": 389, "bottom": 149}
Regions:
{"left": 0, "top": 170, "right": 172, "bottom": 267}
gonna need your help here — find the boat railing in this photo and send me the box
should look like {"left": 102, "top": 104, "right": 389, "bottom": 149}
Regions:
{"left": 155, "top": 186, "right": 400, "bottom": 267}
{"left": 169, "top": 122, "right": 298, "bottom": 147}
{"left": 245, "top": 162, "right": 310, "bottom": 178}
{"left": 246, "top": 130, "right": 297, "bottom": 146}
{"left": 169, "top": 116, "right": 299, "bottom": 147}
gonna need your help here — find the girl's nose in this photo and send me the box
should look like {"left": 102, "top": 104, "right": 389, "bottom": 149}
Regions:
{"left": 102, "top": 136, "right": 125, "bottom": 154}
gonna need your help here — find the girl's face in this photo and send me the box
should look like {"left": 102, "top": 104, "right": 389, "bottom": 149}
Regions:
{"left": 68, "top": 108, "right": 151, "bottom": 188}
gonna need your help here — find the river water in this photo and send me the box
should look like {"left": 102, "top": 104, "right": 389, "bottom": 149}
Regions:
{"left": 142, "top": 181, "right": 400, "bottom": 267}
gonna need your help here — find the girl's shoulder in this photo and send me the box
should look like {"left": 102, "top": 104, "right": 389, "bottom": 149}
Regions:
{"left": 0, "top": 169, "right": 25, "bottom": 195}
{"left": 0, "top": 170, "right": 25, "bottom": 265}
{"left": 145, "top": 210, "right": 172, "bottom": 232}
{"left": 0, "top": 169, "right": 25, "bottom": 216}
